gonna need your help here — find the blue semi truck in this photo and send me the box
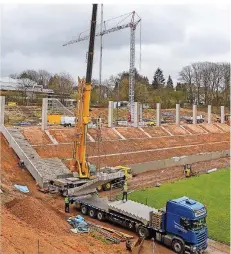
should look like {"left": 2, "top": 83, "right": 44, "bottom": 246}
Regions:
{"left": 72, "top": 195, "right": 208, "bottom": 254}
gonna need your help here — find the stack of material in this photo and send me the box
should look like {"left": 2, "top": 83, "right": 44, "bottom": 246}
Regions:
{"left": 150, "top": 211, "right": 163, "bottom": 230}
{"left": 67, "top": 215, "right": 89, "bottom": 233}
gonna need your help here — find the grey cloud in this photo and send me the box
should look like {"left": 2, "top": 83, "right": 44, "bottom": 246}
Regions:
{"left": 1, "top": 4, "right": 230, "bottom": 81}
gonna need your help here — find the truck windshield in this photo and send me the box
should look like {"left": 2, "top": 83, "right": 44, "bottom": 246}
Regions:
{"left": 191, "top": 218, "right": 206, "bottom": 231}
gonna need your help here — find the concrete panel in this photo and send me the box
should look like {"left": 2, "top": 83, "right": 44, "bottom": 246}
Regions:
{"left": 176, "top": 104, "right": 180, "bottom": 126}
{"left": 139, "top": 104, "right": 143, "bottom": 122}
{"left": 193, "top": 104, "right": 197, "bottom": 125}
{"left": 156, "top": 103, "right": 161, "bottom": 127}
{"left": 133, "top": 102, "right": 139, "bottom": 127}
{"left": 221, "top": 106, "right": 225, "bottom": 124}
{"left": 128, "top": 150, "right": 230, "bottom": 174}
{"left": 108, "top": 101, "right": 114, "bottom": 128}
{"left": 42, "top": 98, "right": 48, "bottom": 131}
{"left": 0, "top": 96, "right": 5, "bottom": 125}
{"left": 208, "top": 105, "right": 212, "bottom": 124}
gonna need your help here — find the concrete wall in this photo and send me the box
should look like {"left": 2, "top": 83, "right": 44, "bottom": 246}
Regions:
{"left": 0, "top": 125, "right": 44, "bottom": 187}
{"left": 128, "top": 150, "right": 230, "bottom": 174}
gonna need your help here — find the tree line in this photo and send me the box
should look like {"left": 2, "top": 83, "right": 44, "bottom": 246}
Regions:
{"left": 9, "top": 69, "right": 75, "bottom": 104}
{"left": 8, "top": 61, "right": 230, "bottom": 108}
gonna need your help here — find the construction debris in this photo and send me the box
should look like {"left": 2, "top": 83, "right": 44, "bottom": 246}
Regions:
{"left": 14, "top": 184, "right": 29, "bottom": 193}
{"left": 67, "top": 215, "right": 89, "bottom": 233}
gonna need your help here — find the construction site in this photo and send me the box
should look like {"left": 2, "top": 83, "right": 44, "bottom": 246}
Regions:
{"left": 1, "top": 4, "right": 230, "bottom": 254}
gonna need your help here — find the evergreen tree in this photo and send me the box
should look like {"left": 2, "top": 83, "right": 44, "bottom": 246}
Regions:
{"left": 152, "top": 68, "right": 165, "bottom": 89}
{"left": 166, "top": 75, "right": 174, "bottom": 90}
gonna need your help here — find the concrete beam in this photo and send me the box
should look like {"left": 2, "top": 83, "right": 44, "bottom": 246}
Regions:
{"left": 42, "top": 98, "right": 48, "bottom": 131}
{"left": 156, "top": 103, "right": 161, "bottom": 126}
{"left": 133, "top": 102, "right": 139, "bottom": 127}
{"left": 176, "top": 104, "right": 180, "bottom": 126}
{"left": 0, "top": 96, "right": 5, "bottom": 125}
{"left": 221, "top": 106, "right": 225, "bottom": 124}
{"left": 108, "top": 101, "right": 114, "bottom": 128}
{"left": 193, "top": 104, "right": 197, "bottom": 125}
{"left": 207, "top": 105, "right": 212, "bottom": 124}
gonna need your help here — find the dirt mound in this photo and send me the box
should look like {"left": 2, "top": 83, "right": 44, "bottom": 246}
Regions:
{"left": 6, "top": 196, "right": 68, "bottom": 234}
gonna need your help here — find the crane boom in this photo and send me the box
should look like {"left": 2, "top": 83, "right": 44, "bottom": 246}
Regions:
{"left": 71, "top": 4, "right": 98, "bottom": 178}
{"left": 63, "top": 19, "right": 140, "bottom": 46}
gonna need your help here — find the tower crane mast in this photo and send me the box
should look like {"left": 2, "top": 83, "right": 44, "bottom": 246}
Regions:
{"left": 63, "top": 11, "right": 141, "bottom": 125}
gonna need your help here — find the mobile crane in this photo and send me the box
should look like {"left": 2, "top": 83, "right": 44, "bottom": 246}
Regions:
{"left": 48, "top": 4, "right": 123, "bottom": 196}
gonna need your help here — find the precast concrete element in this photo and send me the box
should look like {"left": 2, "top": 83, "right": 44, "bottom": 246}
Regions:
{"left": 176, "top": 104, "right": 180, "bottom": 125}
{"left": 42, "top": 98, "right": 48, "bottom": 131}
{"left": 87, "top": 133, "right": 96, "bottom": 142}
{"left": 128, "top": 150, "right": 230, "bottom": 174}
{"left": 139, "top": 127, "right": 152, "bottom": 138}
{"left": 108, "top": 101, "right": 114, "bottom": 128}
{"left": 45, "top": 130, "right": 58, "bottom": 144}
{"left": 108, "top": 200, "right": 157, "bottom": 225}
{"left": 208, "top": 105, "right": 212, "bottom": 124}
{"left": 112, "top": 127, "right": 126, "bottom": 140}
{"left": 193, "top": 104, "right": 197, "bottom": 124}
{"left": 0, "top": 96, "right": 5, "bottom": 125}
{"left": 221, "top": 106, "right": 225, "bottom": 124}
{"left": 133, "top": 102, "right": 139, "bottom": 127}
{"left": 68, "top": 171, "right": 124, "bottom": 197}
{"left": 139, "top": 104, "right": 143, "bottom": 122}
{"left": 156, "top": 103, "right": 161, "bottom": 127}
{"left": 1, "top": 126, "right": 70, "bottom": 187}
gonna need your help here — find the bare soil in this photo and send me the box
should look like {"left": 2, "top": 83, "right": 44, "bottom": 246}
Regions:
{"left": 1, "top": 133, "right": 229, "bottom": 254}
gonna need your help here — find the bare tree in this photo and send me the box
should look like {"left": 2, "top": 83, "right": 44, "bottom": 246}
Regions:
{"left": 17, "top": 78, "right": 35, "bottom": 105}
{"left": 178, "top": 65, "right": 194, "bottom": 103}
{"left": 37, "top": 70, "right": 51, "bottom": 88}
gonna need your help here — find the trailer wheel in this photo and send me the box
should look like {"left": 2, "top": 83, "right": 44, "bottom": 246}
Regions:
{"left": 89, "top": 208, "right": 96, "bottom": 218}
{"left": 81, "top": 205, "right": 88, "bottom": 215}
{"left": 103, "top": 182, "right": 111, "bottom": 191}
{"left": 172, "top": 239, "right": 184, "bottom": 254}
{"left": 96, "top": 211, "right": 104, "bottom": 221}
{"left": 137, "top": 226, "right": 149, "bottom": 239}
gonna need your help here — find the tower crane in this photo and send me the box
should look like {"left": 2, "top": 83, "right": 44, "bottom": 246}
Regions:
{"left": 63, "top": 11, "right": 141, "bottom": 124}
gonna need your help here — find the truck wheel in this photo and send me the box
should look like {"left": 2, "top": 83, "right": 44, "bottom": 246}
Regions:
{"left": 89, "top": 208, "right": 96, "bottom": 218}
{"left": 97, "top": 211, "right": 104, "bottom": 221}
{"left": 81, "top": 205, "right": 88, "bottom": 215}
{"left": 103, "top": 182, "right": 111, "bottom": 191}
{"left": 172, "top": 239, "right": 184, "bottom": 254}
{"left": 97, "top": 185, "right": 103, "bottom": 192}
{"left": 137, "top": 226, "right": 149, "bottom": 239}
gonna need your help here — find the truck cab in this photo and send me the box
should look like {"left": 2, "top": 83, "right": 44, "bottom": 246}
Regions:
{"left": 163, "top": 196, "right": 207, "bottom": 253}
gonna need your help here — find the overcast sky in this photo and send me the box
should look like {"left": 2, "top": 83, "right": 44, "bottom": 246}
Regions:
{"left": 1, "top": 4, "right": 230, "bottom": 83}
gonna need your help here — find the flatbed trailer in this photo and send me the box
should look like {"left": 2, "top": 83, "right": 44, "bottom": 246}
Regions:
{"left": 72, "top": 195, "right": 208, "bottom": 254}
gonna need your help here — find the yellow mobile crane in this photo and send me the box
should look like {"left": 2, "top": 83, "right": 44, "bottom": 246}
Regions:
{"left": 48, "top": 5, "right": 131, "bottom": 196}
{"left": 70, "top": 4, "right": 98, "bottom": 179}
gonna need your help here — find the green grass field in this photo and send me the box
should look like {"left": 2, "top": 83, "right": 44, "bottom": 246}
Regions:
{"left": 129, "top": 168, "right": 230, "bottom": 244}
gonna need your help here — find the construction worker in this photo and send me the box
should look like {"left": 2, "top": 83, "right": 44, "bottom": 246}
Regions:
{"left": 122, "top": 181, "right": 128, "bottom": 202}
{"left": 64, "top": 196, "right": 70, "bottom": 213}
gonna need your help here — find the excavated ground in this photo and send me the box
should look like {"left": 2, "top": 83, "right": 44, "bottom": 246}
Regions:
{"left": 29, "top": 126, "right": 229, "bottom": 169}
{"left": 1, "top": 133, "right": 229, "bottom": 254}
